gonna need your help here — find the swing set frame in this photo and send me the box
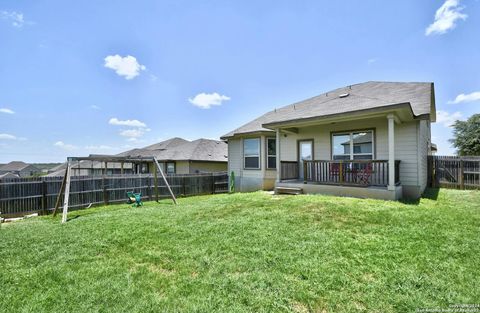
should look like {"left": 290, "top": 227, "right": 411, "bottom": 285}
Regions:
{"left": 53, "top": 155, "right": 177, "bottom": 223}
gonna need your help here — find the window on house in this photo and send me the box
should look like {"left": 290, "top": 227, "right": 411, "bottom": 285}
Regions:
{"left": 244, "top": 138, "right": 260, "bottom": 169}
{"left": 332, "top": 130, "right": 374, "bottom": 160}
{"left": 266, "top": 138, "right": 276, "bottom": 169}
{"left": 166, "top": 162, "right": 175, "bottom": 174}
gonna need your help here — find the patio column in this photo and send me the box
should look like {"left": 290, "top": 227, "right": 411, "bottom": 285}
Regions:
{"left": 276, "top": 128, "right": 281, "bottom": 182}
{"left": 387, "top": 114, "right": 395, "bottom": 191}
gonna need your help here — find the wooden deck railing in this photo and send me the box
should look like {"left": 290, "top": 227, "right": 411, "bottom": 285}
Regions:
{"left": 280, "top": 161, "right": 299, "bottom": 180}
{"left": 302, "top": 160, "right": 400, "bottom": 187}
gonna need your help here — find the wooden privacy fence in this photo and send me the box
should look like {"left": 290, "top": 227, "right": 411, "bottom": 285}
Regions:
{"left": 0, "top": 172, "right": 228, "bottom": 217}
{"left": 428, "top": 156, "right": 480, "bottom": 189}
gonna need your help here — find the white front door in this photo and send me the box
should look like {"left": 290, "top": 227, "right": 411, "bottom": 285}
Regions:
{"left": 298, "top": 140, "right": 313, "bottom": 180}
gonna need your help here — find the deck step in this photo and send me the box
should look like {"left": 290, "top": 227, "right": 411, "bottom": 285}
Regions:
{"left": 275, "top": 187, "right": 303, "bottom": 195}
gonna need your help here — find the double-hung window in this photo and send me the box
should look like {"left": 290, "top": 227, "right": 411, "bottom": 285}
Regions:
{"left": 266, "top": 138, "right": 276, "bottom": 169}
{"left": 244, "top": 138, "right": 260, "bottom": 169}
{"left": 332, "top": 130, "right": 374, "bottom": 160}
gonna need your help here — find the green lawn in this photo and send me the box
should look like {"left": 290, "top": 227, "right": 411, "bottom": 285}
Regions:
{"left": 1, "top": 189, "right": 479, "bottom": 312}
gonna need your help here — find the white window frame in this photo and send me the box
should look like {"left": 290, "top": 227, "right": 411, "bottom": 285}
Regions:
{"left": 266, "top": 137, "right": 276, "bottom": 169}
{"left": 332, "top": 130, "right": 375, "bottom": 160}
{"left": 243, "top": 138, "right": 261, "bottom": 169}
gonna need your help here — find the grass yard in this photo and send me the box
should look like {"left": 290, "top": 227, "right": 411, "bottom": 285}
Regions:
{"left": 1, "top": 189, "right": 479, "bottom": 312}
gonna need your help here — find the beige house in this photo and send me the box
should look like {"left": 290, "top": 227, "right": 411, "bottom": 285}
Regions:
{"left": 48, "top": 138, "right": 228, "bottom": 176}
{"left": 221, "top": 81, "right": 437, "bottom": 200}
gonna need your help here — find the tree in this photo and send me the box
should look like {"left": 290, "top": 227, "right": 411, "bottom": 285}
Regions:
{"left": 450, "top": 114, "right": 480, "bottom": 156}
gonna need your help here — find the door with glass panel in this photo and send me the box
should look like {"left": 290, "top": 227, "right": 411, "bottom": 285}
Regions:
{"left": 298, "top": 140, "right": 313, "bottom": 180}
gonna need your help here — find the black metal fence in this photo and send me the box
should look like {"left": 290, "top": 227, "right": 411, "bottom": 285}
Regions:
{"left": 0, "top": 172, "right": 228, "bottom": 217}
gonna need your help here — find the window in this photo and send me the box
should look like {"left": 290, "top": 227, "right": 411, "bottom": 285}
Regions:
{"left": 244, "top": 138, "right": 260, "bottom": 169}
{"left": 332, "top": 130, "right": 374, "bottom": 160}
{"left": 166, "top": 162, "right": 175, "bottom": 174}
{"left": 266, "top": 138, "right": 276, "bottom": 169}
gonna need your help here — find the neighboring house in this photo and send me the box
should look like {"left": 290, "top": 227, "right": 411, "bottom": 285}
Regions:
{"left": 0, "top": 161, "right": 40, "bottom": 177}
{"left": 118, "top": 137, "right": 228, "bottom": 174}
{"left": 221, "top": 81, "right": 436, "bottom": 200}
{"left": 47, "top": 138, "right": 228, "bottom": 176}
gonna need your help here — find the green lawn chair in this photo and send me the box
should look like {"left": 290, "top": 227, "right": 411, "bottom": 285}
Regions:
{"left": 126, "top": 191, "right": 143, "bottom": 207}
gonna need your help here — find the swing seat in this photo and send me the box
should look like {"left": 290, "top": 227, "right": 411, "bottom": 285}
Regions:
{"left": 126, "top": 191, "right": 143, "bottom": 207}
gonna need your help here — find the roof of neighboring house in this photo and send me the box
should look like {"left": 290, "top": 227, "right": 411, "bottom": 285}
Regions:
{"left": 0, "top": 172, "right": 20, "bottom": 179}
{"left": 142, "top": 137, "right": 190, "bottom": 150}
{"left": 0, "top": 161, "right": 39, "bottom": 172}
{"left": 340, "top": 132, "right": 373, "bottom": 145}
{"left": 221, "top": 81, "right": 435, "bottom": 139}
{"left": 119, "top": 138, "right": 228, "bottom": 162}
{"left": 47, "top": 163, "right": 67, "bottom": 173}
{"left": 46, "top": 138, "right": 228, "bottom": 176}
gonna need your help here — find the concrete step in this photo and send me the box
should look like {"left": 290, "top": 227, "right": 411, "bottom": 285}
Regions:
{"left": 275, "top": 187, "right": 303, "bottom": 195}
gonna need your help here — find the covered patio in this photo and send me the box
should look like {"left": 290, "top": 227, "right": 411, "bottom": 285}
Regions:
{"left": 272, "top": 113, "right": 404, "bottom": 200}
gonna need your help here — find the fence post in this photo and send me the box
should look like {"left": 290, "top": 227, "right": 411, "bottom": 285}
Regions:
{"left": 211, "top": 173, "right": 215, "bottom": 194}
{"left": 183, "top": 176, "right": 186, "bottom": 196}
{"left": 41, "top": 179, "right": 47, "bottom": 215}
{"left": 460, "top": 158, "right": 464, "bottom": 189}
{"left": 154, "top": 168, "right": 159, "bottom": 202}
{"left": 102, "top": 176, "right": 108, "bottom": 206}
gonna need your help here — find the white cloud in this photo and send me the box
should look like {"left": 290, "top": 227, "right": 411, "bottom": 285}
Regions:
{"left": 436, "top": 110, "right": 463, "bottom": 127}
{"left": 0, "top": 108, "right": 15, "bottom": 114}
{"left": 90, "top": 105, "right": 101, "bottom": 110}
{"left": 448, "top": 91, "right": 480, "bottom": 104}
{"left": 367, "top": 58, "right": 376, "bottom": 65}
{"left": 189, "top": 92, "right": 231, "bottom": 109}
{"left": 54, "top": 141, "right": 78, "bottom": 151}
{"left": 0, "top": 133, "right": 17, "bottom": 140}
{"left": 104, "top": 55, "right": 146, "bottom": 80}
{"left": 0, "top": 11, "right": 26, "bottom": 28}
{"left": 119, "top": 129, "right": 148, "bottom": 139}
{"left": 425, "top": 0, "right": 467, "bottom": 36}
{"left": 109, "top": 117, "right": 147, "bottom": 128}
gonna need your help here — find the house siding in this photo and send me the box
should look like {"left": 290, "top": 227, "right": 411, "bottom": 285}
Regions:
{"left": 417, "top": 120, "right": 430, "bottom": 194}
{"left": 227, "top": 136, "right": 275, "bottom": 192}
{"left": 229, "top": 117, "right": 427, "bottom": 198}
{"left": 189, "top": 161, "right": 227, "bottom": 174}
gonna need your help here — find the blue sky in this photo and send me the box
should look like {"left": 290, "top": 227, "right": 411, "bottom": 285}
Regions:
{"left": 0, "top": 0, "right": 479, "bottom": 163}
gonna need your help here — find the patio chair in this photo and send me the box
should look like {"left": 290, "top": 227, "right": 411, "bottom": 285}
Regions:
{"left": 357, "top": 163, "right": 373, "bottom": 186}
{"left": 126, "top": 191, "right": 143, "bottom": 207}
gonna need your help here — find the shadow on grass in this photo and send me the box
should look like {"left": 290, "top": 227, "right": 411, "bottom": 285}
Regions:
{"left": 399, "top": 188, "right": 439, "bottom": 205}
{"left": 423, "top": 188, "right": 440, "bottom": 200}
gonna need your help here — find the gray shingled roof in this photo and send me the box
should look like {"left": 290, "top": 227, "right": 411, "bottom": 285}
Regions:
{"left": 46, "top": 138, "right": 227, "bottom": 176}
{"left": 119, "top": 138, "right": 228, "bottom": 162}
{"left": 0, "top": 161, "right": 37, "bottom": 172}
{"left": 221, "top": 81, "right": 435, "bottom": 139}
{"left": 0, "top": 172, "right": 20, "bottom": 179}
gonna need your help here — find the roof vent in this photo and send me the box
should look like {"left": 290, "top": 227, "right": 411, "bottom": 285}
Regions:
{"left": 339, "top": 93, "right": 349, "bottom": 98}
